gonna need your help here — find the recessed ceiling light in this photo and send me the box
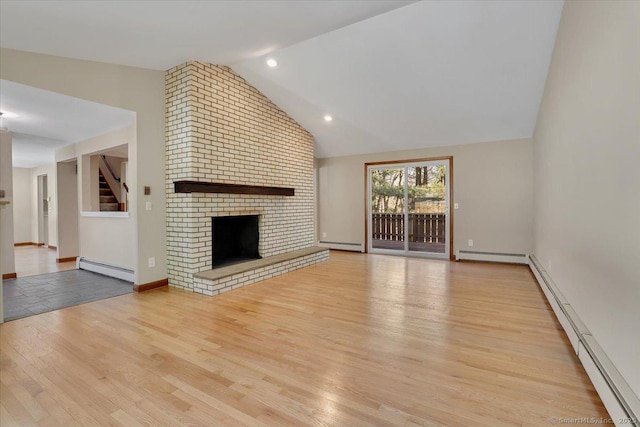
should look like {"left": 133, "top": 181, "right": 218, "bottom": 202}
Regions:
{"left": 0, "top": 111, "right": 19, "bottom": 119}
{"left": 266, "top": 58, "right": 278, "bottom": 68}
{"left": 324, "top": 115, "right": 333, "bottom": 122}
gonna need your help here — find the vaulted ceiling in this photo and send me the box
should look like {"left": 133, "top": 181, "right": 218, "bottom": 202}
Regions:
{"left": 0, "top": 0, "right": 564, "bottom": 159}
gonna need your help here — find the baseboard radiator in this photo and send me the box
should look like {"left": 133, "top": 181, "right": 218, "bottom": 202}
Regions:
{"left": 317, "top": 241, "right": 364, "bottom": 252}
{"left": 456, "top": 250, "right": 529, "bottom": 264}
{"left": 529, "top": 255, "right": 639, "bottom": 426}
{"left": 77, "top": 257, "right": 134, "bottom": 283}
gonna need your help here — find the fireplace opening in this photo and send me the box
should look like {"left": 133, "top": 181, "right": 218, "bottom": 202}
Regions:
{"left": 212, "top": 215, "right": 261, "bottom": 268}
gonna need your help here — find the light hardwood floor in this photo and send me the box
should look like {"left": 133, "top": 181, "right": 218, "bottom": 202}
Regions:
{"left": 14, "top": 245, "right": 76, "bottom": 278}
{"left": 0, "top": 251, "right": 607, "bottom": 426}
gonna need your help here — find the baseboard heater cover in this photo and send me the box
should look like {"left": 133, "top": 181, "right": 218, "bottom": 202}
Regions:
{"left": 456, "top": 250, "right": 529, "bottom": 264}
{"left": 529, "top": 255, "right": 639, "bottom": 426}
{"left": 77, "top": 257, "right": 134, "bottom": 283}
{"left": 318, "top": 241, "right": 364, "bottom": 252}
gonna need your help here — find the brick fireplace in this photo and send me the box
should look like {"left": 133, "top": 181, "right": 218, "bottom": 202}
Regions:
{"left": 165, "top": 62, "right": 327, "bottom": 295}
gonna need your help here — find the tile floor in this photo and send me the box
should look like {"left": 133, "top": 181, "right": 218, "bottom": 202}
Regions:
{"left": 3, "top": 269, "right": 133, "bottom": 322}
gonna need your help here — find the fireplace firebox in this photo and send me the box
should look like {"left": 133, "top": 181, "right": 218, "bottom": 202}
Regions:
{"left": 212, "top": 215, "right": 261, "bottom": 268}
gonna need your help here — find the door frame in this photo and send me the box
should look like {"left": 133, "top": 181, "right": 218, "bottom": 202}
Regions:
{"left": 364, "top": 156, "right": 454, "bottom": 260}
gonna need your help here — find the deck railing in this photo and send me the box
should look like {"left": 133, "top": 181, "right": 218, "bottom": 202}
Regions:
{"left": 371, "top": 213, "right": 446, "bottom": 243}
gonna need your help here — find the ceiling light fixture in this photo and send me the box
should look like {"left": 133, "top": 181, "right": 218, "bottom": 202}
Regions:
{"left": 0, "top": 111, "right": 19, "bottom": 119}
{"left": 324, "top": 115, "right": 333, "bottom": 122}
{"left": 266, "top": 58, "right": 278, "bottom": 68}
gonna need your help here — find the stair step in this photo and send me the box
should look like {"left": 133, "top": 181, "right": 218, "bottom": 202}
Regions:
{"left": 100, "top": 189, "right": 112, "bottom": 195}
{"left": 100, "top": 196, "right": 117, "bottom": 203}
{"left": 100, "top": 203, "right": 119, "bottom": 212}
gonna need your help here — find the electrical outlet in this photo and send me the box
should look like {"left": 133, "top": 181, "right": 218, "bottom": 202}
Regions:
{"left": 322, "top": 232, "right": 327, "bottom": 238}
{"left": 148, "top": 257, "right": 155, "bottom": 268}
{"left": 454, "top": 203, "right": 459, "bottom": 209}
{"left": 145, "top": 201, "right": 152, "bottom": 211}
{"left": 468, "top": 239, "right": 474, "bottom": 247}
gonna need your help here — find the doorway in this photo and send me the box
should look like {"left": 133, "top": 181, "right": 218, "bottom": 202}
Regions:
{"left": 2, "top": 81, "right": 137, "bottom": 322}
{"left": 37, "top": 174, "right": 48, "bottom": 246}
{"left": 56, "top": 159, "right": 79, "bottom": 262}
{"left": 367, "top": 157, "right": 452, "bottom": 259}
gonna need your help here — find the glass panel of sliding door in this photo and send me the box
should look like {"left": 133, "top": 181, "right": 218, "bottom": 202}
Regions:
{"left": 407, "top": 164, "right": 447, "bottom": 255}
{"left": 370, "top": 167, "right": 406, "bottom": 251}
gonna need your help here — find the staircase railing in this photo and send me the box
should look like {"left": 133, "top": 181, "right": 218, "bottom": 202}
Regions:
{"left": 98, "top": 155, "right": 123, "bottom": 204}
{"left": 100, "top": 154, "right": 120, "bottom": 183}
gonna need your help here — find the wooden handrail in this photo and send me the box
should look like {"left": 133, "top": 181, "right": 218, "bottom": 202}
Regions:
{"left": 100, "top": 155, "right": 120, "bottom": 182}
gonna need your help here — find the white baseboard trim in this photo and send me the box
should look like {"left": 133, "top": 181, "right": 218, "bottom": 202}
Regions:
{"left": 579, "top": 339, "right": 633, "bottom": 426}
{"left": 529, "top": 255, "right": 639, "bottom": 426}
{"left": 456, "top": 250, "right": 529, "bottom": 264}
{"left": 77, "top": 257, "right": 134, "bottom": 282}
{"left": 318, "top": 241, "right": 364, "bottom": 252}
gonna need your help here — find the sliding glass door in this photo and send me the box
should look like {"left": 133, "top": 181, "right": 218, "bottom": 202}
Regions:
{"left": 370, "top": 167, "right": 406, "bottom": 251}
{"left": 368, "top": 159, "right": 450, "bottom": 259}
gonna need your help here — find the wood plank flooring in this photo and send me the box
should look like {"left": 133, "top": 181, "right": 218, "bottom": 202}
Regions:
{"left": 0, "top": 251, "right": 608, "bottom": 426}
{"left": 14, "top": 245, "right": 76, "bottom": 278}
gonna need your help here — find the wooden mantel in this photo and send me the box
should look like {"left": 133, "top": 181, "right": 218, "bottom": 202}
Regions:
{"left": 174, "top": 181, "right": 294, "bottom": 196}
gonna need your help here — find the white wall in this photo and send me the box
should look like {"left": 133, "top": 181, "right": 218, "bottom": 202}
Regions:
{"left": 59, "top": 125, "right": 136, "bottom": 269}
{"left": 317, "top": 138, "right": 533, "bottom": 255}
{"left": 1, "top": 48, "right": 165, "bottom": 285}
{"left": 9, "top": 126, "right": 134, "bottom": 266}
{"left": 29, "top": 163, "right": 57, "bottom": 247}
{"left": 532, "top": 1, "right": 640, "bottom": 395}
{"left": 56, "top": 160, "right": 79, "bottom": 260}
{"left": 84, "top": 153, "right": 100, "bottom": 211}
{"left": 12, "top": 167, "right": 32, "bottom": 243}
{"left": 0, "top": 132, "right": 16, "bottom": 275}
